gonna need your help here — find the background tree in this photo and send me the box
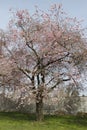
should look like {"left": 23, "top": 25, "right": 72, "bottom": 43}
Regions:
{"left": 64, "top": 83, "right": 80, "bottom": 114}
{"left": 1, "top": 4, "right": 87, "bottom": 121}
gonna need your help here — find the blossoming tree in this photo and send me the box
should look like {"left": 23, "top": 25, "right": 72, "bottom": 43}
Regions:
{"left": 1, "top": 4, "right": 87, "bottom": 121}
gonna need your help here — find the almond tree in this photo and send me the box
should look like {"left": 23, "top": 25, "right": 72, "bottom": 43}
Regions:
{"left": 3, "top": 4, "right": 87, "bottom": 121}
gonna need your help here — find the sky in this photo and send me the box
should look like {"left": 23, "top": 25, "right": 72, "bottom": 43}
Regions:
{"left": 0, "top": 0, "right": 87, "bottom": 30}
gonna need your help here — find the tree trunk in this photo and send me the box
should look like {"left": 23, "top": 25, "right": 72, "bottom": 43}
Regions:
{"left": 36, "top": 62, "right": 45, "bottom": 121}
{"left": 36, "top": 88, "right": 44, "bottom": 121}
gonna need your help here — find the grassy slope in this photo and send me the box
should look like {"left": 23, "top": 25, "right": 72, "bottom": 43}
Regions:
{"left": 0, "top": 112, "right": 87, "bottom": 130}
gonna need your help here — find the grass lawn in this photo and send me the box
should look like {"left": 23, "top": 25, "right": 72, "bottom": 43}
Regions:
{"left": 0, "top": 112, "right": 87, "bottom": 130}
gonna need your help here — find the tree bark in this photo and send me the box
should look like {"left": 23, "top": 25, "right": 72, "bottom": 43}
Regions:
{"left": 36, "top": 75, "right": 44, "bottom": 121}
{"left": 35, "top": 61, "right": 45, "bottom": 121}
{"left": 36, "top": 91, "right": 44, "bottom": 121}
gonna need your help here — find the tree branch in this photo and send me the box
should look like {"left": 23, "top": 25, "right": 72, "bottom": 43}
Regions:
{"left": 26, "top": 42, "right": 39, "bottom": 59}
{"left": 44, "top": 52, "right": 69, "bottom": 68}
{"left": 48, "top": 77, "right": 70, "bottom": 92}
{"left": 18, "top": 67, "right": 32, "bottom": 81}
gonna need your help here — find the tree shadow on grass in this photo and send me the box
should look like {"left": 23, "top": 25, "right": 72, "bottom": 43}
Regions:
{"left": 68, "top": 116, "right": 87, "bottom": 127}
{"left": 44, "top": 115, "right": 87, "bottom": 127}
{"left": 0, "top": 112, "right": 36, "bottom": 121}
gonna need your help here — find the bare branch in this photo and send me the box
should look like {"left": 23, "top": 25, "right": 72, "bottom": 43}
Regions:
{"left": 26, "top": 42, "right": 39, "bottom": 60}
{"left": 44, "top": 52, "right": 69, "bottom": 68}
{"left": 49, "top": 78, "right": 70, "bottom": 92}
{"left": 18, "top": 67, "right": 32, "bottom": 81}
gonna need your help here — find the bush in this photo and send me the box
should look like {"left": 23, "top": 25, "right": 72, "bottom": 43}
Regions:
{"left": 54, "top": 110, "right": 67, "bottom": 115}
{"left": 77, "top": 112, "right": 87, "bottom": 117}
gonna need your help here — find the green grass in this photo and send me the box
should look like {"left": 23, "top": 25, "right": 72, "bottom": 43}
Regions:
{"left": 0, "top": 112, "right": 87, "bottom": 130}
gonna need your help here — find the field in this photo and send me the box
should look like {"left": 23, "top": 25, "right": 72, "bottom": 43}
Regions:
{"left": 0, "top": 112, "right": 87, "bottom": 130}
